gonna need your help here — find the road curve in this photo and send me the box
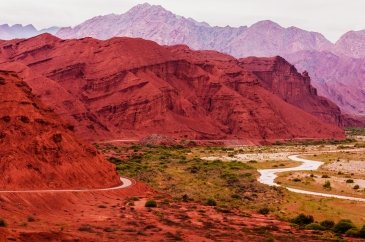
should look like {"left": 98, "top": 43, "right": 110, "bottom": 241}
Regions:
{"left": 0, "top": 177, "right": 134, "bottom": 193}
{"left": 258, "top": 155, "right": 365, "bottom": 202}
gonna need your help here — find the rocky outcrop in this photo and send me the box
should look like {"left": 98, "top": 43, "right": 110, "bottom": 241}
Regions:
{"left": 238, "top": 56, "right": 343, "bottom": 126}
{"left": 0, "top": 70, "right": 120, "bottom": 189}
{"left": 0, "top": 35, "right": 345, "bottom": 142}
{"left": 285, "top": 51, "right": 365, "bottom": 116}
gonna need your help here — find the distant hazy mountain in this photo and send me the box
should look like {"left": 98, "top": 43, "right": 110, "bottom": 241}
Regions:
{"left": 334, "top": 30, "right": 365, "bottom": 58}
{"left": 56, "top": 3, "right": 333, "bottom": 57}
{"left": 0, "top": 24, "right": 59, "bottom": 40}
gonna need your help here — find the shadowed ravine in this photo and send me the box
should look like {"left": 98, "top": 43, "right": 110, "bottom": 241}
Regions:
{"left": 258, "top": 155, "right": 365, "bottom": 202}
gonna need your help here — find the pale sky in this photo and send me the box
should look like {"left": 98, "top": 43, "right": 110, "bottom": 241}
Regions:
{"left": 0, "top": 0, "right": 364, "bottom": 42}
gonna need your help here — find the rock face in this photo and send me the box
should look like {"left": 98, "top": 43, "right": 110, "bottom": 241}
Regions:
{"left": 0, "top": 34, "right": 344, "bottom": 142}
{"left": 0, "top": 24, "right": 59, "bottom": 40}
{"left": 55, "top": 3, "right": 365, "bottom": 118}
{"left": 0, "top": 70, "right": 120, "bottom": 189}
{"left": 285, "top": 51, "right": 365, "bottom": 116}
{"left": 238, "top": 56, "right": 343, "bottom": 125}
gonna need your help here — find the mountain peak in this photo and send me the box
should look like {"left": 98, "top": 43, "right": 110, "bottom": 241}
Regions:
{"left": 250, "top": 20, "right": 282, "bottom": 29}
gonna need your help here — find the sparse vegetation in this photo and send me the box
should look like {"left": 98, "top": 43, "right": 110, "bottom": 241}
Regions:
{"left": 206, "top": 199, "right": 217, "bottom": 206}
{"left": 258, "top": 207, "right": 270, "bottom": 215}
{"left": 0, "top": 218, "right": 6, "bottom": 227}
{"left": 145, "top": 200, "right": 157, "bottom": 208}
{"left": 332, "top": 219, "right": 355, "bottom": 234}
{"left": 323, "top": 181, "right": 331, "bottom": 190}
{"left": 291, "top": 214, "right": 314, "bottom": 226}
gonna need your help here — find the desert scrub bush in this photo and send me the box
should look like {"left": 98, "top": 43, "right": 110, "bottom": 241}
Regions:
{"left": 320, "top": 220, "right": 335, "bottom": 230}
{"left": 346, "top": 179, "right": 354, "bottom": 183}
{"left": 353, "top": 185, "right": 360, "bottom": 190}
{"left": 52, "top": 133, "right": 62, "bottom": 143}
{"left": 345, "top": 228, "right": 360, "bottom": 237}
{"left": 323, "top": 181, "right": 331, "bottom": 190}
{"left": 206, "top": 198, "right": 217, "bottom": 206}
{"left": 332, "top": 219, "right": 355, "bottom": 234}
{"left": 291, "top": 214, "right": 314, "bottom": 226}
{"left": 145, "top": 200, "right": 157, "bottom": 208}
{"left": 321, "top": 174, "right": 330, "bottom": 178}
{"left": 0, "top": 218, "right": 6, "bottom": 227}
{"left": 78, "top": 224, "right": 93, "bottom": 232}
{"left": 107, "top": 156, "right": 122, "bottom": 165}
{"left": 305, "top": 223, "right": 324, "bottom": 231}
{"left": 19, "top": 115, "right": 30, "bottom": 123}
{"left": 359, "top": 225, "right": 365, "bottom": 238}
{"left": 27, "top": 215, "right": 35, "bottom": 222}
{"left": 258, "top": 207, "right": 270, "bottom": 215}
{"left": 292, "top": 178, "right": 301, "bottom": 182}
{"left": 0, "top": 77, "right": 6, "bottom": 85}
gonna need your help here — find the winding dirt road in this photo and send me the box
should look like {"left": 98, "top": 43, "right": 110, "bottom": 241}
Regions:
{"left": 0, "top": 177, "right": 133, "bottom": 193}
{"left": 258, "top": 155, "right": 365, "bottom": 202}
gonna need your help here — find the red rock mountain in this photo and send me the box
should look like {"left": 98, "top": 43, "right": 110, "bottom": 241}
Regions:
{"left": 0, "top": 34, "right": 344, "bottom": 142}
{"left": 54, "top": 4, "right": 365, "bottom": 119}
{"left": 0, "top": 70, "right": 120, "bottom": 189}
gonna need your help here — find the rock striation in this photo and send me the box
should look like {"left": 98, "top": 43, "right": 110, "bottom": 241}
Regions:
{"left": 0, "top": 70, "right": 120, "bottom": 189}
{"left": 0, "top": 34, "right": 345, "bottom": 142}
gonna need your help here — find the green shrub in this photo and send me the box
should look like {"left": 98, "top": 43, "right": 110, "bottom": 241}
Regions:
{"left": 333, "top": 219, "right": 355, "bottom": 234}
{"left": 345, "top": 228, "right": 359, "bottom": 237}
{"left": 320, "top": 220, "right": 335, "bottom": 230}
{"left": 145, "top": 200, "right": 157, "bottom": 208}
{"left": 305, "top": 223, "right": 324, "bottom": 231}
{"left": 0, "top": 218, "right": 6, "bottom": 227}
{"left": 258, "top": 207, "right": 270, "bottom": 215}
{"left": 291, "top": 214, "right": 314, "bottom": 226}
{"left": 206, "top": 199, "right": 217, "bottom": 206}
{"left": 359, "top": 225, "right": 365, "bottom": 238}
{"left": 323, "top": 181, "right": 331, "bottom": 190}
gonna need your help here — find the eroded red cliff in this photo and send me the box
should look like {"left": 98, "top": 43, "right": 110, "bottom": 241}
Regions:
{"left": 0, "top": 70, "right": 120, "bottom": 189}
{"left": 0, "top": 34, "right": 345, "bottom": 142}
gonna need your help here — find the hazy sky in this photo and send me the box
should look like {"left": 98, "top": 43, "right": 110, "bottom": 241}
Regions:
{"left": 0, "top": 0, "right": 364, "bottom": 42}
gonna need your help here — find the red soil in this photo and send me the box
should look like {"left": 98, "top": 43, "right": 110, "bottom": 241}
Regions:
{"left": 0, "top": 184, "right": 328, "bottom": 241}
{"left": 0, "top": 71, "right": 120, "bottom": 189}
{"left": 0, "top": 34, "right": 345, "bottom": 143}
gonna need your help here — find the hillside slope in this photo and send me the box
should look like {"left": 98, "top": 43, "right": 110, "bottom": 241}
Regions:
{"left": 0, "top": 70, "right": 120, "bottom": 189}
{"left": 0, "top": 34, "right": 345, "bottom": 142}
